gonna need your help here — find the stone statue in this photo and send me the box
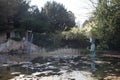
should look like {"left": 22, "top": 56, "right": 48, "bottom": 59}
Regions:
{"left": 90, "top": 38, "right": 96, "bottom": 76}
{"left": 90, "top": 38, "right": 95, "bottom": 58}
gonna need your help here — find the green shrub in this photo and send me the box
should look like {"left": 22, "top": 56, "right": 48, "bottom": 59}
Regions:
{"left": 11, "top": 37, "right": 21, "bottom": 41}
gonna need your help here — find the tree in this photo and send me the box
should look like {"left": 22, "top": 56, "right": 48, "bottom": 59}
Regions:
{"left": 0, "top": 0, "right": 30, "bottom": 31}
{"left": 88, "top": 0, "right": 120, "bottom": 50}
{"left": 0, "top": 0, "right": 18, "bottom": 31}
{"left": 13, "top": 0, "right": 31, "bottom": 30}
{"left": 41, "top": 1, "right": 75, "bottom": 32}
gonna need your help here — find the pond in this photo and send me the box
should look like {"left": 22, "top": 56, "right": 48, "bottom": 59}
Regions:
{"left": 0, "top": 56, "right": 94, "bottom": 80}
{"left": 0, "top": 54, "right": 120, "bottom": 80}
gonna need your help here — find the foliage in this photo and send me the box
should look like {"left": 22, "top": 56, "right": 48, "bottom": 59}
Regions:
{"left": 33, "top": 32, "right": 54, "bottom": 47}
{"left": 0, "top": 0, "right": 84, "bottom": 49}
{"left": 13, "top": 0, "right": 30, "bottom": 30}
{"left": 41, "top": 1, "right": 75, "bottom": 32}
{"left": 83, "top": 0, "right": 120, "bottom": 50}
{"left": 11, "top": 37, "right": 21, "bottom": 41}
{"left": 13, "top": 1, "right": 75, "bottom": 34}
{"left": 32, "top": 27, "right": 89, "bottom": 48}
{"left": 55, "top": 27, "right": 90, "bottom": 48}
{"left": 0, "top": 0, "right": 30, "bottom": 31}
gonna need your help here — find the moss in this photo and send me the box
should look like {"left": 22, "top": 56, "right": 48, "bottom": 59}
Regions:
{"left": 0, "top": 71, "right": 14, "bottom": 80}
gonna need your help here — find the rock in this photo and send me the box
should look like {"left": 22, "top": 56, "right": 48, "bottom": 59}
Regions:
{"left": 58, "top": 70, "right": 67, "bottom": 74}
{"left": 81, "top": 57, "right": 87, "bottom": 60}
{"left": 68, "top": 78, "right": 75, "bottom": 80}
{"left": 21, "top": 64, "right": 29, "bottom": 68}
{"left": 61, "top": 66, "right": 69, "bottom": 70}
{"left": 70, "top": 60, "right": 74, "bottom": 64}
{"left": 0, "top": 39, "right": 40, "bottom": 56}
{"left": 19, "top": 74, "right": 25, "bottom": 77}
{"left": 20, "top": 62, "right": 32, "bottom": 68}
{"left": 11, "top": 72, "right": 21, "bottom": 76}
{"left": 2, "top": 63, "right": 10, "bottom": 67}
{"left": 32, "top": 72, "right": 41, "bottom": 76}
{"left": 34, "top": 63, "right": 41, "bottom": 67}
{"left": 19, "top": 61, "right": 32, "bottom": 65}
{"left": 82, "top": 61, "right": 91, "bottom": 65}
{"left": 10, "top": 71, "right": 94, "bottom": 80}
{"left": 45, "top": 62, "right": 52, "bottom": 66}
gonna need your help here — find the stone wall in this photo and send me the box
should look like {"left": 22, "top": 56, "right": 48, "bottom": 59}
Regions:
{"left": 0, "top": 32, "right": 7, "bottom": 44}
{"left": 0, "top": 31, "right": 16, "bottom": 44}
